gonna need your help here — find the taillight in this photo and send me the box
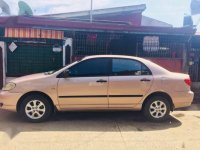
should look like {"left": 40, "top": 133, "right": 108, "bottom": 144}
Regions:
{"left": 184, "top": 79, "right": 191, "bottom": 86}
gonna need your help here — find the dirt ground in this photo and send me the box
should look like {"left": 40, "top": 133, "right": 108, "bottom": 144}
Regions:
{"left": 0, "top": 109, "right": 200, "bottom": 150}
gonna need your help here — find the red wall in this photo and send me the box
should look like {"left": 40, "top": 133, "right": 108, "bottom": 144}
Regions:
{"left": 148, "top": 58, "right": 183, "bottom": 73}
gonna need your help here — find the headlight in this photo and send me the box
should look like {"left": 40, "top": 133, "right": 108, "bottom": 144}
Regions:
{"left": 2, "top": 82, "right": 16, "bottom": 91}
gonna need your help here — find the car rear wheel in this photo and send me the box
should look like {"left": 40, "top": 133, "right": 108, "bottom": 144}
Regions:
{"left": 19, "top": 94, "right": 53, "bottom": 123}
{"left": 143, "top": 96, "right": 170, "bottom": 122}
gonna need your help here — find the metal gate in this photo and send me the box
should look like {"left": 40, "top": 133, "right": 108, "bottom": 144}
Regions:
{"left": 189, "top": 48, "right": 200, "bottom": 82}
{"left": 7, "top": 42, "right": 63, "bottom": 77}
{"left": 65, "top": 31, "right": 137, "bottom": 61}
{"left": 136, "top": 36, "right": 185, "bottom": 73}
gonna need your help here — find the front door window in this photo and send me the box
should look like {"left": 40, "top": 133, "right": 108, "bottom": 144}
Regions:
{"left": 68, "top": 58, "right": 110, "bottom": 77}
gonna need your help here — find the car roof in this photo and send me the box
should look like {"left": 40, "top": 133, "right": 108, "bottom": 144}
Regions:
{"left": 83, "top": 55, "right": 145, "bottom": 61}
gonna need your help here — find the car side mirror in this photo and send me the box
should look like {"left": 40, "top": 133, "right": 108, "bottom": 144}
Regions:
{"left": 63, "top": 70, "right": 69, "bottom": 78}
{"left": 56, "top": 70, "right": 70, "bottom": 78}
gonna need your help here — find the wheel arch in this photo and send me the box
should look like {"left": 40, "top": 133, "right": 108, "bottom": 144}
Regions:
{"left": 142, "top": 92, "right": 174, "bottom": 111}
{"left": 17, "top": 91, "right": 55, "bottom": 112}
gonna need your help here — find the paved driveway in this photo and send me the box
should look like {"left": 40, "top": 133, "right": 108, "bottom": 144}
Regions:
{"left": 0, "top": 110, "right": 200, "bottom": 150}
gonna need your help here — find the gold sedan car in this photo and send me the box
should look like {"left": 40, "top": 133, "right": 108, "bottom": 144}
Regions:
{"left": 0, "top": 55, "right": 194, "bottom": 122}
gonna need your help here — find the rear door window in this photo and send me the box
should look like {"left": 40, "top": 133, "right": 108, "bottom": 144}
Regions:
{"left": 111, "top": 58, "right": 152, "bottom": 76}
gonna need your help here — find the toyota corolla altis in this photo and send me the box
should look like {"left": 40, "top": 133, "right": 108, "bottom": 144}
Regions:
{"left": 0, "top": 55, "right": 194, "bottom": 122}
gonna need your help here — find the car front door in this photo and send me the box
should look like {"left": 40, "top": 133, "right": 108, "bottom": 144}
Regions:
{"left": 108, "top": 58, "right": 153, "bottom": 108}
{"left": 57, "top": 58, "right": 110, "bottom": 109}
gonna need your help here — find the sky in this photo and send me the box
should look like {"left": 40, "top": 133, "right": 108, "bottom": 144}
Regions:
{"left": 2, "top": 0, "right": 200, "bottom": 28}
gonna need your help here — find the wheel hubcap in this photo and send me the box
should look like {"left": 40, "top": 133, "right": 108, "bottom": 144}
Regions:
{"left": 149, "top": 100, "right": 167, "bottom": 119}
{"left": 25, "top": 100, "right": 46, "bottom": 120}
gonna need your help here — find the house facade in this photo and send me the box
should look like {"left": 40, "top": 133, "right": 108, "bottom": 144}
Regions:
{"left": 0, "top": 4, "right": 197, "bottom": 89}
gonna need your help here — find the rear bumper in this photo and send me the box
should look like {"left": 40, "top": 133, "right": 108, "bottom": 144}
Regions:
{"left": 173, "top": 91, "right": 194, "bottom": 109}
{"left": 0, "top": 91, "right": 23, "bottom": 112}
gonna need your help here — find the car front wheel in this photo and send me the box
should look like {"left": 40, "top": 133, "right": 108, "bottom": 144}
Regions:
{"left": 19, "top": 94, "right": 53, "bottom": 123}
{"left": 143, "top": 96, "right": 171, "bottom": 122}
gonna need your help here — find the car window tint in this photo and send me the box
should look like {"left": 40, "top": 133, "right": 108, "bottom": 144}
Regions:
{"left": 68, "top": 58, "right": 110, "bottom": 77}
{"left": 112, "top": 59, "right": 151, "bottom": 76}
{"left": 141, "top": 64, "right": 152, "bottom": 75}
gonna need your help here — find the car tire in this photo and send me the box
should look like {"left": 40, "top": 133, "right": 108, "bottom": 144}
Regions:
{"left": 19, "top": 94, "right": 53, "bottom": 123}
{"left": 142, "top": 96, "right": 171, "bottom": 122}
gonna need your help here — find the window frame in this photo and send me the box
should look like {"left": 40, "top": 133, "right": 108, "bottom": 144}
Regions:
{"left": 57, "top": 57, "right": 152, "bottom": 78}
{"left": 110, "top": 58, "right": 152, "bottom": 76}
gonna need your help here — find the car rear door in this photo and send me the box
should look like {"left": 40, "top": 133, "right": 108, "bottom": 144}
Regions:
{"left": 108, "top": 58, "right": 153, "bottom": 108}
{"left": 57, "top": 58, "right": 110, "bottom": 109}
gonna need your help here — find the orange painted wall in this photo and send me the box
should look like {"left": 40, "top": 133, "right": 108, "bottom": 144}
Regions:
{"left": 148, "top": 58, "right": 183, "bottom": 73}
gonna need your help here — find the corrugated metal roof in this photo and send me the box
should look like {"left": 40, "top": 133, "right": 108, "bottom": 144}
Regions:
{"left": 42, "top": 4, "right": 146, "bottom": 19}
{"left": 0, "top": 16, "right": 195, "bottom": 35}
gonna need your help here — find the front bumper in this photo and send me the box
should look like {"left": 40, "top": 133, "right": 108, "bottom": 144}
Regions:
{"left": 173, "top": 91, "right": 194, "bottom": 109}
{"left": 0, "top": 91, "right": 23, "bottom": 112}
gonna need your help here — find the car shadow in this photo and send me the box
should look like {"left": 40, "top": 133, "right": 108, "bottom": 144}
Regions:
{"left": 0, "top": 110, "right": 182, "bottom": 139}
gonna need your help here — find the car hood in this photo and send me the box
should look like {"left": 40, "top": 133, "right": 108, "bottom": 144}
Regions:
{"left": 10, "top": 73, "right": 49, "bottom": 84}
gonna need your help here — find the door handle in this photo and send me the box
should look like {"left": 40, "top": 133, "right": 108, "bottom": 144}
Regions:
{"left": 96, "top": 79, "right": 107, "bottom": 83}
{"left": 140, "top": 78, "right": 151, "bottom": 82}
